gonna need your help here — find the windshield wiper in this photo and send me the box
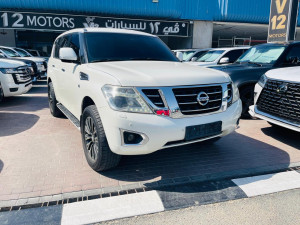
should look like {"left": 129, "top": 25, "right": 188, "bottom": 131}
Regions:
{"left": 247, "top": 61, "right": 262, "bottom": 67}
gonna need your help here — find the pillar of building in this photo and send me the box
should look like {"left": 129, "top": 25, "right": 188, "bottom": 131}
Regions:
{"left": 192, "top": 21, "right": 213, "bottom": 49}
{"left": 0, "top": 30, "right": 16, "bottom": 47}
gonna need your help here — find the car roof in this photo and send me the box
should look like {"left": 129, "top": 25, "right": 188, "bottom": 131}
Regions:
{"left": 208, "top": 47, "right": 250, "bottom": 51}
{"left": 56, "top": 28, "right": 156, "bottom": 40}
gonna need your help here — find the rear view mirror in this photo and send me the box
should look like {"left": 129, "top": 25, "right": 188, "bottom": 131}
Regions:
{"left": 176, "top": 52, "right": 183, "bottom": 62}
{"left": 59, "top": 47, "right": 78, "bottom": 62}
{"left": 191, "top": 57, "right": 197, "bottom": 62}
{"left": 219, "top": 57, "right": 230, "bottom": 64}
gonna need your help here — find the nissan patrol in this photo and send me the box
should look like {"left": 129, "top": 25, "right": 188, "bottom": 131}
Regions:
{"left": 47, "top": 28, "right": 242, "bottom": 171}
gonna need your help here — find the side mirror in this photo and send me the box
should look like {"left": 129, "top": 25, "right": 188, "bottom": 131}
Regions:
{"left": 219, "top": 57, "right": 230, "bottom": 64}
{"left": 176, "top": 52, "right": 183, "bottom": 62}
{"left": 191, "top": 57, "right": 197, "bottom": 62}
{"left": 59, "top": 47, "right": 78, "bottom": 62}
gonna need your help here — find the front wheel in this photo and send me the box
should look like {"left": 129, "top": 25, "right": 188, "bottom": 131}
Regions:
{"left": 81, "top": 105, "right": 121, "bottom": 171}
{"left": 240, "top": 85, "right": 255, "bottom": 119}
{"left": 0, "top": 82, "right": 4, "bottom": 103}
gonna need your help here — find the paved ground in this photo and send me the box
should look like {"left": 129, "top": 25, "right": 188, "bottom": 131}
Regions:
{"left": 103, "top": 189, "right": 300, "bottom": 225}
{"left": 0, "top": 81, "right": 300, "bottom": 203}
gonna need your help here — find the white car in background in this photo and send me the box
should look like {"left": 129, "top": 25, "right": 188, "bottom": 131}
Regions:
{"left": 0, "top": 58, "right": 32, "bottom": 102}
{"left": 0, "top": 46, "right": 47, "bottom": 79}
{"left": 186, "top": 47, "right": 250, "bottom": 67}
{"left": 173, "top": 48, "right": 211, "bottom": 61}
{"left": 249, "top": 66, "right": 300, "bottom": 132}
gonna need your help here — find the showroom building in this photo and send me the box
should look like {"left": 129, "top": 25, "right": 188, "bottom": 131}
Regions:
{"left": 0, "top": 0, "right": 299, "bottom": 55}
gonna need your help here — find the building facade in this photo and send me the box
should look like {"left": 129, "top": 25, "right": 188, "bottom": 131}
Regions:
{"left": 0, "top": 0, "right": 299, "bottom": 55}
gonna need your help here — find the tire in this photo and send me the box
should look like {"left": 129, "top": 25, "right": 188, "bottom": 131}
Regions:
{"left": 48, "top": 82, "right": 63, "bottom": 117}
{"left": 240, "top": 85, "right": 255, "bottom": 119}
{"left": 0, "top": 82, "right": 4, "bottom": 103}
{"left": 81, "top": 105, "right": 121, "bottom": 171}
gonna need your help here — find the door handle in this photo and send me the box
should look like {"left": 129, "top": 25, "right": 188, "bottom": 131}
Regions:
{"left": 52, "top": 65, "right": 55, "bottom": 68}
{"left": 61, "top": 68, "right": 65, "bottom": 72}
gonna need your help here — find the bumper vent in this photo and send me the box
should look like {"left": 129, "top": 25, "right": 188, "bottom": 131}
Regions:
{"left": 257, "top": 79, "right": 300, "bottom": 124}
{"left": 142, "top": 89, "right": 165, "bottom": 108}
{"left": 173, "top": 85, "right": 223, "bottom": 115}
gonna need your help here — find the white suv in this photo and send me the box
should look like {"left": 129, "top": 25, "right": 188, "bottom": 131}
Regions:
{"left": 47, "top": 28, "right": 242, "bottom": 171}
{"left": 249, "top": 66, "right": 300, "bottom": 132}
{"left": 0, "top": 58, "right": 32, "bottom": 102}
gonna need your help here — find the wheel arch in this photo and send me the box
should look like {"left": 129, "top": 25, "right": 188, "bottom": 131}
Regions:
{"left": 81, "top": 96, "right": 96, "bottom": 114}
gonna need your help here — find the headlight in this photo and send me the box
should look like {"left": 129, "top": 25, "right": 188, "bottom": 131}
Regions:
{"left": 258, "top": 74, "right": 267, "bottom": 87}
{"left": 0, "top": 66, "right": 28, "bottom": 74}
{"left": 232, "top": 82, "right": 239, "bottom": 104}
{"left": 102, "top": 85, "right": 153, "bottom": 114}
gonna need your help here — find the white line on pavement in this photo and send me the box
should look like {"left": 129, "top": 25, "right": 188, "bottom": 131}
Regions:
{"left": 61, "top": 190, "right": 165, "bottom": 225}
{"left": 232, "top": 171, "right": 300, "bottom": 197}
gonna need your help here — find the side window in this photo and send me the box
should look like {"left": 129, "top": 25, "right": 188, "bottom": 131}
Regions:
{"left": 222, "top": 49, "right": 244, "bottom": 63}
{"left": 53, "top": 35, "right": 70, "bottom": 59}
{"left": 69, "top": 33, "right": 80, "bottom": 58}
{"left": 285, "top": 46, "right": 300, "bottom": 62}
{"left": 193, "top": 51, "right": 207, "bottom": 58}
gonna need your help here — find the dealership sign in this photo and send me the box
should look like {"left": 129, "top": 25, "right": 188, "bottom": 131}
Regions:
{"left": 267, "top": 0, "right": 299, "bottom": 42}
{"left": 0, "top": 11, "right": 189, "bottom": 37}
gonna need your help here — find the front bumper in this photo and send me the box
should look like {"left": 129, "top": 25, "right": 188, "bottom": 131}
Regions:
{"left": 2, "top": 81, "right": 32, "bottom": 97}
{"left": 99, "top": 100, "right": 242, "bottom": 155}
{"left": 249, "top": 105, "right": 300, "bottom": 132}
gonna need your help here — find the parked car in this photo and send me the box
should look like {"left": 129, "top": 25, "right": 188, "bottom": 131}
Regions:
{"left": 249, "top": 67, "right": 300, "bottom": 132}
{"left": 0, "top": 46, "right": 47, "bottom": 79}
{"left": 26, "top": 49, "right": 49, "bottom": 59}
{"left": 186, "top": 47, "right": 249, "bottom": 67}
{"left": 47, "top": 28, "right": 242, "bottom": 171}
{"left": 173, "top": 49, "right": 211, "bottom": 61}
{"left": 211, "top": 42, "right": 300, "bottom": 118}
{"left": 0, "top": 58, "right": 32, "bottom": 102}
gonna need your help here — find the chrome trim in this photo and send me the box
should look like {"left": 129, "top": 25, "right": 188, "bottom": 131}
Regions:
{"left": 136, "top": 83, "right": 231, "bottom": 119}
{"left": 162, "top": 134, "right": 222, "bottom": 149}
{"left": 266, "top": 78, "right": 300, "bottom": 84}
{"left": 254, "top": 106, "right": 300, "bottom": 129}
{"left": 181, "top": 106, "right": 220, "bottom": 113}
{"left": 120, "top": 129, "right": 149, "bottom": 146}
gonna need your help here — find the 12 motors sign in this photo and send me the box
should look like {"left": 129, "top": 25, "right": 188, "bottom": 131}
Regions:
{"left": 0, "top": 11, "right": 189, "bottom": 37}
{"left": 268, "top": 0, "right": 299, "bottom": 42}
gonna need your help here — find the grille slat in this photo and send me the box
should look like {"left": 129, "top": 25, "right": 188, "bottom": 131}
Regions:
{"left": 142, "top": 89, "right": 165, "bottom": 108}
{"left": 173, "top": 85, "right": 223, "bottom": 115}
{"left": 257, "top": 79, "right": 300, "bottom": 125}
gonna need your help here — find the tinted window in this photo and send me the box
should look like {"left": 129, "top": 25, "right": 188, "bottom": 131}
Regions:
{"left": 285, "top": 46, "right": 300, "bottom": 60}
{"left": 85, "top": 33, "right": 178, "bottom": 63}
{"left": 69, "top": 33, "right": 80, "bottom": 58}
{"left": 54, "top": 35, "right": 70, "bottom": 59}
{"left": 222, "top": 49, "right": 245, "bottom": 63}
{"left": 0, "top": 48, "right": 19, "bottom": 57}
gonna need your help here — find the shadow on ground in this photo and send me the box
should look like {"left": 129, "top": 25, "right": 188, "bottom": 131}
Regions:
{"left": 101, "top": 131, "right": 290, "bottom": 186}
{"left": 0, "top": 160, "right": 3, "bottom": 173}
{"left": 0, "top": 113, "right": 39, "bottom": 137}
{"left": 261, "top": 126, "right": 300, "bottom": 150}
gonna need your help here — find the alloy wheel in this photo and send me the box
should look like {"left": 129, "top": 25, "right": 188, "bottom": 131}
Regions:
{"left": 84, "top": 116, "right": 99, "bottom": 161}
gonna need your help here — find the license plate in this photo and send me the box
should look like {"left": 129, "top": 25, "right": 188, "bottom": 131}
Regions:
{"left": 185, "top": 121, "right": 222, "bottom": 141}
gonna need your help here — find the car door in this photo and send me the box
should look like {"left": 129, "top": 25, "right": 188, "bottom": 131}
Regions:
{"left": 60, "top": 32, "right": 82, "bottom": 116}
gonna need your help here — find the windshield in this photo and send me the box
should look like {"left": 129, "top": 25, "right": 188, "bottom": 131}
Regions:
{"left": 196, "top": 50, "right": 225, "bottom": 62}
{"left": 236, "top": 45, "right": 286, "bottom": 64}
{"left": 85, "top": 33, "right": 178, "bottom": 63}
{"left": 179, "top": 51, "right": 196, "bottom": 61}
{"left": 14, "top": 48, "right": 31, "bottom": 57}
{"left": 0, "top": 48, "right": 20, "bottom": 57}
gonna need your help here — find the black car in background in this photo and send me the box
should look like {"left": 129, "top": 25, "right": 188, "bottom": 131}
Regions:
{"left": 211, "top": 42, "right": 300, "bottom": 118}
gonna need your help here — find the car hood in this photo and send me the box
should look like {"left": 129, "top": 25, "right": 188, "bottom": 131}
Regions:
{"left": 0, "top": 59, "right": 26, "bottom": 68}
{"left": 87, "top": 61, "right": 231, "bottom": 87}
{"left": 17, "top": 57, "right": 44, "bottom": 63}
{"left": 266, "top": 66, "right": 300, "bottom": 83}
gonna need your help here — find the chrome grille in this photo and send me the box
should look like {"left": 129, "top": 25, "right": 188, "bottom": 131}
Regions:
{"left": 142, "top": 89, "right": 165, "bottom": 108}
{"left": 257, "top": 79, "right": 300, "bottom": 124}
{"left": 173, "top": 85, "right": 223, "bottom": 115}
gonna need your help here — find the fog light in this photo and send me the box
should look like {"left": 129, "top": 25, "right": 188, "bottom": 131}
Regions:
{"left": 123, "top": 131, "right": 143, "bottom": 145}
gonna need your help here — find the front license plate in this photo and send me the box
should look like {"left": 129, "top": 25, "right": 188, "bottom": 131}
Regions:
{"left": 185, "top": 121, "right": 222, "bottom": 141}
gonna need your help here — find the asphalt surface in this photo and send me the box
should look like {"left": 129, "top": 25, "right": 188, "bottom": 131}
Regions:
{"left": 100, "top": 189, "right": 300, "bottom": 225}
